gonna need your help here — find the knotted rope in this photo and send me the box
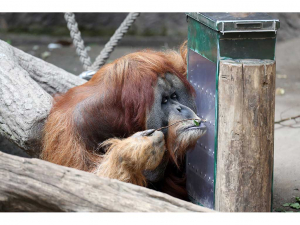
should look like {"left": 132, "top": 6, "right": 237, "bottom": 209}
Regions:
{"left": 65, "top": 12, "right": 140, "bottom": 80}
{"left": 90, "top": 12, "right": 140, "bottom": 72}
{"left": 64, "top": 13, "right": 92, "bottom": 71}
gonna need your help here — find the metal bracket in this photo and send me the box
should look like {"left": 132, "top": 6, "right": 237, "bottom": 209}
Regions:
{"left": 220, "top": 20, "right": 278, "bottom": 35}
{"left": 79, "top": 70, "right": 97, "bottom": 80}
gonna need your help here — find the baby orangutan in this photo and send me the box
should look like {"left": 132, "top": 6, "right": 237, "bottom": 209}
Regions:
{"left": 41, "top": 42, "right": 206, "bottom": 200}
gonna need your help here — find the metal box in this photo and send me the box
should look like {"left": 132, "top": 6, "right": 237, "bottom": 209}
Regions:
{"left": 186, "top": 13, "right": 279, "bottom": 209}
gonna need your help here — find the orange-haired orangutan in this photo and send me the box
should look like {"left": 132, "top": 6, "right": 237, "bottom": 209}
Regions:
{"left": 41, "top": 42, "right": 206, "bottom": 200}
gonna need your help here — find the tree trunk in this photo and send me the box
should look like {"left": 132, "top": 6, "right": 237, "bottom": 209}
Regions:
{"left": 0, "top": 152, "right": 213, "bottom": 212}
{"left": 215, "top": 59, "right": 275, "bottom": 212}
{"left": 0, "top": 40, "right": 86, "bottom": 157}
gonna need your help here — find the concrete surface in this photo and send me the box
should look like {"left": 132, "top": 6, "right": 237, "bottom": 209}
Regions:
{"left": 273, "top": 38, "right": 300, "bottom": 212}
{"left": 0, "top": 34, "right": 299, "bottom": 212}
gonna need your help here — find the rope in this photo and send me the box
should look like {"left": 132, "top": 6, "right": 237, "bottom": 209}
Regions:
{"left": 64, "top": 13, "right": 92, "bottom": 71}
{"left": 90, "top": 13, "right": 140, "bottom": 72}
{"left": 65, "top": 12, "right": 140, "bottom": 80}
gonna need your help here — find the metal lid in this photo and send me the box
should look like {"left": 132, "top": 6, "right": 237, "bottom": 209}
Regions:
{"left": 186, "top": 13, "right": 280, "bottom": 34}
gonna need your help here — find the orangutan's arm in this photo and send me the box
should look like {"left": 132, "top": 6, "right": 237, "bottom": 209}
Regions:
{"left": 94, "top": 130, "right": 166, "bottom": 186}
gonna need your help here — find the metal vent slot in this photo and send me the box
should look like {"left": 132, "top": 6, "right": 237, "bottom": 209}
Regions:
{"left": 235, "top": 22, "right": 263, "bottom": 29}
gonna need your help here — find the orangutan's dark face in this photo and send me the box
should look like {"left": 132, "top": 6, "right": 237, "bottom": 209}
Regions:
{"left": 144, "top": 73, "right": 206, "bottom": 182}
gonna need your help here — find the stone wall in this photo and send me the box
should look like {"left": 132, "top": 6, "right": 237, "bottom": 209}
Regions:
{"left": 1, "top": 13, "right": 299, "bottom": 42}
{"left": 0, "top": 13, "right": 187, "bottom": 37}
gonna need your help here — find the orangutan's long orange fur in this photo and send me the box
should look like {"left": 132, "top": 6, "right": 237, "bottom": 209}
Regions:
{"left": 41, "top": 42, "right": 194, "bottom": 199}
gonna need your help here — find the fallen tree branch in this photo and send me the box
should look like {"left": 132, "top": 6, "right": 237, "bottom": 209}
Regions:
{"left": 0, "top": 152, "right": 213, "bottom": 212}
{"left": 0, "top": 48, "right": 51, "bottom": 156}
{"left": 275, "top": 114, "right": 300, "bottom": 124}
{"left": 0, "top": 40, "right": 86, "bottom": 96}
{"left": 0, "top": 40, "right": 86, "bottom": 157}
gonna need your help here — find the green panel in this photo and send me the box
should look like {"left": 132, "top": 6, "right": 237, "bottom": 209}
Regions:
{"left": 188, "top": 17, "right": 219, "bottom": 63}
{"left": 187, "top": 13, "right": 218, "bottom": 31}
{"left": 219, "top": 32, "right": 276, "bottom": 60}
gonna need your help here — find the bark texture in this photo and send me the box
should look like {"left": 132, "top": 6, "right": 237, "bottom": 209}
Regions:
{"left": 215, "top": 59, "right": 275, "bottom": 212}
{"left": 0, "top": 40, "right": 86, "bottom": 157}
{"left": 0, "top": 152, "right": 213, "bottom": 212}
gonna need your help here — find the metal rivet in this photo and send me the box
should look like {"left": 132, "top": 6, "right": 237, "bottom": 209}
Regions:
{"left": 208, "top": 177, "right": 211, "bottom": 180}
{"left": 204, "top": 174, "right": 207, "bottom": 177}
{"left": 197, "top": 85, "right": 200, "bottom": 88}
{"left": 205, "top": 146, "right": 207, "bottom": 149}
{"left": 209, "top": 149, "right": 211, "bottom": 152}
{"left": 188, "top": 163, "right": 191, "bottom": 166}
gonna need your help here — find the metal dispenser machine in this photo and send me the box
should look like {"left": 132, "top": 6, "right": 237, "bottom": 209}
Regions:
{"left": 186, "top": 13, "right": 279, "bottom": 211}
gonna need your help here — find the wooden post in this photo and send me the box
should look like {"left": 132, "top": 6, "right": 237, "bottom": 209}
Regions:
{"left": 215, "top": 59, "right": 276, "bottom": 212}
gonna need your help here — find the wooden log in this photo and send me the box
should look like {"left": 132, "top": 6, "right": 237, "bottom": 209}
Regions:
{"left": 0, "top": 152, "right": 213, "bottom": 212}
{"left": 0, "top": 40, "right": 86, "bottom": 157}
{"left": 0, "top": 40, "right": 86, "bottom": 96}
{"left": 0, "top": 49, "right": 52, "bottom": 157}
{"left": 215, "top": 59, "right": 275, "bottom": 212}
